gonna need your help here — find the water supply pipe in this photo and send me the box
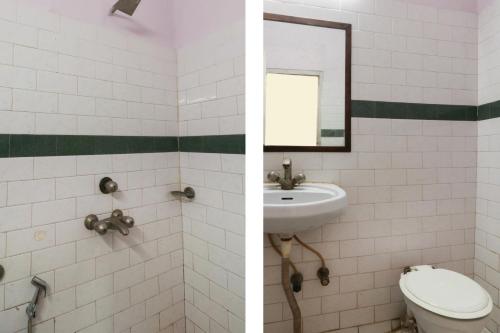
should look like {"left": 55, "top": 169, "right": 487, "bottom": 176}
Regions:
{"left": 293, "top": 235, "right": 330, "bottom": 286}
{"left": 280, "top": 236, "right": 302, "bottom": 333}
{"left": 268, "top": 234, "right": 303, "bottom": 292}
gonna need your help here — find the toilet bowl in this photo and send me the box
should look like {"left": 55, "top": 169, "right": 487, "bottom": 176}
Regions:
{"left": 399, "top": 265, "right": 493, "bottom": 333}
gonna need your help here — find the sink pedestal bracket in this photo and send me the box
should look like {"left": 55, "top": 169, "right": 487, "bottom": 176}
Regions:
{"left": 281, "top": 237, "right": 302, "bottom": 333}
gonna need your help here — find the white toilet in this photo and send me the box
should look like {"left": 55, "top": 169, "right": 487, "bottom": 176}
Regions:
{"left": 399, "top": 265, "right": 493, "bottom": 333}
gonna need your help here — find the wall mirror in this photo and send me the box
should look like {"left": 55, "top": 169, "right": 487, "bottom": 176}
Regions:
{"left": 264, "top": 13, "right": 352, "bottom": 152}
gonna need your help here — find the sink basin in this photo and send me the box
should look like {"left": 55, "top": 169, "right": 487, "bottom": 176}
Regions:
{"left": 264, "top": 183, "right": 347, "bottom": 235}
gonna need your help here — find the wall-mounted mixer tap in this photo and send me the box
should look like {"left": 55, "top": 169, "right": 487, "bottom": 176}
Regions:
{"left": 26, "top": 276, "right": 48, "bottom": 333}
{"left": 84, "top": 210, "right": 134, "bottom": 235}
{"left": 267, "top": 159, "right": 306, "bottom": 190}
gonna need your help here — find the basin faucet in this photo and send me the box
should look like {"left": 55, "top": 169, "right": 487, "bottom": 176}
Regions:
{"left": 268, "top": 158, "right": 306, "bottom": 190}
{"left": 84, "top": 210, "right": 135, "bottom": 236}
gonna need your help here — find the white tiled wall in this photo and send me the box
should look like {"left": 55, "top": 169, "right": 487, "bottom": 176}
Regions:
{"left": 177, "top": 20, "right": 245, "bottom": 137}
{"left": 0, "top": 153, "right": 185, "bottom": 333}
{"left": 475, "top": 1, "right": 500, "bottom": 332}
{"left": 478, "top": 0, "right": 500, "bottom": 105}
{"left": 264, "top": 118, "right": 477, "bottom": 332}
{"left": 263, "top": 0, "right": 480, "bottom": 332}
{"left": 176, "top": 21, "right": 245, "bottom": 333}
{"left": 0, "top": 1, "right": 186, "bottom": 333}
{"left": 0, "top": 2, "right": 246, "bottom": 333}
{"left": 265, "top": 0, "right": 478, "bottom": 106}
{"left": 0, "top": 1, "right": 178, "bottom": 137}
{"left": 181, "top": 153, "right": 245, "bottom": 333}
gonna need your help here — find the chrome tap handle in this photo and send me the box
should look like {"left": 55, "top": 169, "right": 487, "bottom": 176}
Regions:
{"left": 111, "top": 209, "right": 123, "bottom": 218}
{"left": 84, "top": 214, "right": 99, "bottom": 231}
{"left": 171, "top": 187, "right": 195, "bottom": 199}
{"left": 121, "top": 216, "right": 135, "bottom": 228}
{"left": 267, "top": 171, "right": 281, "bottom": 182}
{"left": 99, "top": 177, "right": 118, "bottom": 194}
{"left": 94, "top": 220, "right": 109, "bottom": 235}
{"left": 293, "top": 173, "right": 306, "bottom": 185}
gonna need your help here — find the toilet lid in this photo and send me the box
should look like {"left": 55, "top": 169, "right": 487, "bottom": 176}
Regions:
{"left": 400, "top": 268, "right": 492, "bottom": 319}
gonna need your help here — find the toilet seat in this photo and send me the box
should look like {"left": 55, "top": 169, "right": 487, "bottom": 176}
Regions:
{"left": 400, "top": 265, "right": 492, "bottom": 320}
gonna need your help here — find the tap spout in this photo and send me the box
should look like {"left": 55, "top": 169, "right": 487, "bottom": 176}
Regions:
{"left": 109, "top": 220, "right": 130, "bottom": 235}
{"left": 282, "top": 158, "right": 292, "bottom": 181}
{"left": 106, "top": 210, "right": 134, "bottom": 236}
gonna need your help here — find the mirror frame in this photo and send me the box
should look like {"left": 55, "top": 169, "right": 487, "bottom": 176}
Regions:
{"left": 263, "top": 13, "right": 352, "bottom": 152}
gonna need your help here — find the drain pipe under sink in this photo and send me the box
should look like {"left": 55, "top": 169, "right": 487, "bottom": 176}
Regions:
{"left": 280, "top": 236, "right": 302, "bottom": 333}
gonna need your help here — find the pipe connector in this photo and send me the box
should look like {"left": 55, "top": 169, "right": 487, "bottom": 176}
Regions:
{"left": 290, "top": 272, "right": 304, "bottom": 293}
{"left": 317, "top": 266, "right": 330, "bottom": 286}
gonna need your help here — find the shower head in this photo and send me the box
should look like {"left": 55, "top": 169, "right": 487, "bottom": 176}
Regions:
{"left": 110, "top": 0, "right": 142, "bottom": 16}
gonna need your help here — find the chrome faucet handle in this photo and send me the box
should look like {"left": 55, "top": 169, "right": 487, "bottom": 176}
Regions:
{"left": 84, "top": 214, "right": 101, "bottom": 232}
{"left": 293, "top": 173, "right": 306, "bottom": 185}
{"left": 99, "top": 177, "right": 118, "bottom": 194}
{"left": 121, "top": 216, "right": 135, "bottom": 228}
{"left": 94, "top": 220, "right": 109, "bottom": 235}
{"left": 267, "top": 171, "right": 281, "bottom": 182}
{"left": 111, "top": 209, "right": 123, "bottom": 218}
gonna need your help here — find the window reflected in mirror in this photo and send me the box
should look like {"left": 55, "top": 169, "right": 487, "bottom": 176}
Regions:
{"left": 265, "top": 73, "right": 319, "bottom": 146}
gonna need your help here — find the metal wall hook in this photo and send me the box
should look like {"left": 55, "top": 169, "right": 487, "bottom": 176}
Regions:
{"left": 171, "top": 187, "right": 195, "bottom": 199}
{"left": 99, "top": 177, "right": 118, "bottom": 194}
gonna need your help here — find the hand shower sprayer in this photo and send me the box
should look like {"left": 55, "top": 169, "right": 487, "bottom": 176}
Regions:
{"left": 110, "top": 0, "right": 142, "bottom": 16}
{"left": 26, "top": 276, "right": 48, "bottom": 333}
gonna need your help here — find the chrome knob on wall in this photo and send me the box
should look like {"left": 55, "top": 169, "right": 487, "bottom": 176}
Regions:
{"left": 99, "top": 177, "right": 118, "bottom": 194}
{"left": 171, "top": 187, "right": 196, "bottom": 199}
{"left": 84, "top": 209, "right": 134, "bottom": 235}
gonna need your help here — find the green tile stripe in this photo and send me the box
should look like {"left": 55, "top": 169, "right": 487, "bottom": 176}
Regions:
{"left": 179, "top": 135, "right": 245, "bottom": 154}
{"left": 352, "top": 100, "right": 478, "bottom": 121}
{"left": 478, "top": 100, "right": 500, "bottom": 121}
{"left": 321, "top": 129, "right": 345, "bottom": 137}
{"left": 0, "top": 134, "right": 245, "bottom": 158}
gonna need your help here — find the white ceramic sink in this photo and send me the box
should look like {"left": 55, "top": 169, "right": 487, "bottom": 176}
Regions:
{"left": 264, "top": 183, "right": 347, "bottom": 235}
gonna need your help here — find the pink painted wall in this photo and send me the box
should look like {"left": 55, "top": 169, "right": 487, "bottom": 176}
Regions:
{"left": 22, "top": 0, "right": 244, "bottom": 47}
{"left": 478, "top": 0, "right": 496, "bottom": 12}
{"left": 22, "top": 0, "right": 175, "bottom": 45}
{"left": 407, "top": 0, "right": 478, "bottom": 12}
{"left": 172, "top": 0, "right": 244, "bottom": 47}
